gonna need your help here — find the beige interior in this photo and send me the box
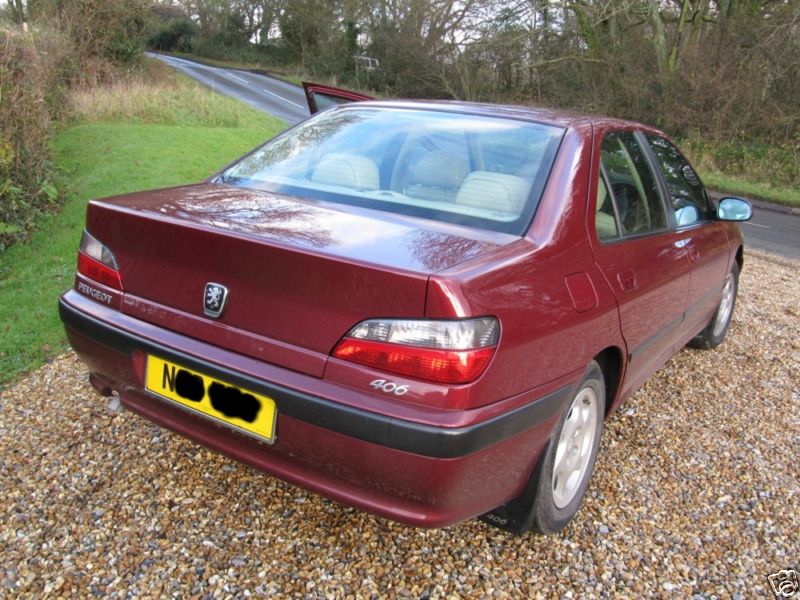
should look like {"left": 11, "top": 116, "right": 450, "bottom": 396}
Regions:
{"left": 405, "top": 151, "right": 470, "bottom": 203}
{"left": 455, "top": 171, "right": 530, "bottom": 214}
{"left": 595, "top": 176, "right": 618, "bottom": 239}
{"left": 312, "top": 153, "right": 380, "bottom": 190}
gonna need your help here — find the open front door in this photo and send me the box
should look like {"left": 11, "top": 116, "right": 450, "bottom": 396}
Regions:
{"left": 302, "top": 82, "right": 374, "bottom": 114}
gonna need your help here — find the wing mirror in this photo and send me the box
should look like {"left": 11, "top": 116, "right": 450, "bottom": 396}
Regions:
{"left": 717, "top": 197, "right": 752, "bottom": 221}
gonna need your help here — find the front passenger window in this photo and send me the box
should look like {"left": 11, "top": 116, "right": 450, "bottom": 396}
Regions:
{"left": 645, "top": 134, "right": 710, "bottom": 226}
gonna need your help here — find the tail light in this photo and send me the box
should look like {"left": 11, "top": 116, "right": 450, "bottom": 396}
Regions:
{"left": 77, "top": 230, "right": 123, "bottom": 291}
{"left": 333, "top": 317, "right": 499, "bottom": 384}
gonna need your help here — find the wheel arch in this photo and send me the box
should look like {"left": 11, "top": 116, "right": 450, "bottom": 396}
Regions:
{"left": 594, "top": 346, "right": 624, "bottom": 417}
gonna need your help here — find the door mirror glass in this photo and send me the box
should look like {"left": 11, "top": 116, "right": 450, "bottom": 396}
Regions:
{"left": 676, "top": 205, "right": 699, "bottom": 227}
{"left": 717, "top": 197, "right": 752, "bottom": 221}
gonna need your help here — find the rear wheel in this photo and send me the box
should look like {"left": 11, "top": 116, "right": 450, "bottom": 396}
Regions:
{"left": 529, "top": 360, "right": 606, "bottom": 534}
{"left": 689, "top": 262, "right": 739, "bottom": 350}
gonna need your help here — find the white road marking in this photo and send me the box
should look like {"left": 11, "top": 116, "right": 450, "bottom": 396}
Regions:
{"left": 226, "top": 73, "right": 249, "bottom": 84}
{"left": 262, "top": 88, "right": 304, "bottom": 109}
{"left": 742, "top": 222, "right": 771, "bottom": 229}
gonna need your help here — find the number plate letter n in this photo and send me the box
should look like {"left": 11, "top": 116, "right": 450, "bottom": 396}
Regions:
{"left": 162, "top": 363, "right": 177, "bottom": 392}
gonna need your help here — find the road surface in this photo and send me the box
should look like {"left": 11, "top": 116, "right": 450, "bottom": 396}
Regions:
{"left": 152, "top": 53, "right": 799, "bottom": 260}
{"left": 710, "top": 196, "right": 800, "bottom": 261}
{"left": 741, "top": 207, "right": 800, "bottom": 260}
{"left": 149, "top": 52, "right": 309, "bottom": 124}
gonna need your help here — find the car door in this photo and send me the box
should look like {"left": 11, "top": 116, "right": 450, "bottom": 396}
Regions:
{"left": 302, "top": 82, "right": 374, "bottom": 114}
{"left": 642, "top": 133, "right": 731, "bottom": 339}
{"left": 589, "top": 129, "right": 693, "bottom": 394}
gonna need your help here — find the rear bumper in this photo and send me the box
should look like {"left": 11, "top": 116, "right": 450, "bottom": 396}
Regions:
{"left": 59, "top": 291, "right": 574, "bottom": 527}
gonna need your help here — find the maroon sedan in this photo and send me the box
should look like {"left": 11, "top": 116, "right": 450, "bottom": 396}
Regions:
{"left": 59, "top": 85, "right": 752, "bottom": 534}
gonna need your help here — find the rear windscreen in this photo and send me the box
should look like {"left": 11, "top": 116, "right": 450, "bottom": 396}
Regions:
{"left": 219, "top": 107, "right": 564, "bottom": 235}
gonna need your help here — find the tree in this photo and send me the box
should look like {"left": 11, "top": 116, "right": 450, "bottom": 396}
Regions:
{"left": 4, "top": 0, "right": 25, "bottom": 24}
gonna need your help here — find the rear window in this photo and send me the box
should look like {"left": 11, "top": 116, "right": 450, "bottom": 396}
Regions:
{"left": 218, "top": 107, "right": 564, "bottom": 235}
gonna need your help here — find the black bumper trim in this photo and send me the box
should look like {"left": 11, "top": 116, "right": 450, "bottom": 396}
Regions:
{"left": 59, "top": 298, "right": 571, "bottom": 459}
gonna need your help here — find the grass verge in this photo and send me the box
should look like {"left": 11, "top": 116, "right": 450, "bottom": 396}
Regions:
{"left": 69, "top": 80, "right": 276, "bottom": 127}
{"left": 699, "top": 171, "right": 800, "bottom": 208}
{"left": 682, "top": 136, "right": 799, "bottom": 208}
{"left": 0, "top": 73, "right": 284, "bottom": 389}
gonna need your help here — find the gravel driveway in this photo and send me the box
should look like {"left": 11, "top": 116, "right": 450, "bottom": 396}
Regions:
{"left": 1, "top": 253, "right": 798, "bottom": 598}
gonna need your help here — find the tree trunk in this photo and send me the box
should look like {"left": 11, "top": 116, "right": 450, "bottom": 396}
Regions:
{"left": 647, "top": 0, "right": 668, "bottom": 71}
{"left": 667, "top": 0, "right": 692, "bottom": 73}
{"left": 6, "top": 0, "right": 25, "bottom": 24}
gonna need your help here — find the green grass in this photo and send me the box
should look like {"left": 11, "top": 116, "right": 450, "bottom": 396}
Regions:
{"left": 681, "top": 136, "right": 799, "bottom": 208}
{"left": 0, "top": 91, "right": 284, "bottom": 389}
{"left": 699, "top": 171, "right": 800, "bottom": 208}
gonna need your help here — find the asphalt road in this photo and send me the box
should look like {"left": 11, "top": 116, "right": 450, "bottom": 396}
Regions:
{"left": 148, "top": 53, "right": 309, "bottom": 124}
{"left": 738, "top": 204, "right": 800, "bottom": 260}
{"left": 153, "top": 53, "right": 799, "bottom": 260}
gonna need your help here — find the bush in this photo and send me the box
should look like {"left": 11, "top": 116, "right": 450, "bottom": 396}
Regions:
{"left": 191, "top": 34, "right": 293, "bottom": 68}
{"left": 682, "top": 136, "right": 800, "bottom": 189}
{"left": 31, "top": 0, "right": 149, "bottom": 83}
{"left": 0, "top": 26, "right": 71, "bottom": 250}
{"left": 148, "top": 18, "right": 196, "bottom": 53}
{"left": 0, "top": 1, "right": 152, "bottom": 251}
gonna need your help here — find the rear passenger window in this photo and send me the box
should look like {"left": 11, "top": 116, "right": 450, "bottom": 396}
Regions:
{"left": 600, "top": 132, "right": 667, "bottom": 236}
{"left": 645, "top": 134, "right": 710, "bottom": 227}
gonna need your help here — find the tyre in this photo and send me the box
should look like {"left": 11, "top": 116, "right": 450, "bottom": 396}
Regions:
{"left": 528, "top": 360, "right": 606, "bottom": 534}
{"left": 689, "top": 262, "right": 739, "bottom": 350}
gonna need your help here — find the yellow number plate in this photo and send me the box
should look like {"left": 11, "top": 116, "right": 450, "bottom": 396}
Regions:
{"left": 145, "top": 355, "right": 277, "bottom": 443}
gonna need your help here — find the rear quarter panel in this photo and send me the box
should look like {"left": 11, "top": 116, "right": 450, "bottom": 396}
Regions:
{"left": 427, "top": 124, "right": 627, "bottom": 409}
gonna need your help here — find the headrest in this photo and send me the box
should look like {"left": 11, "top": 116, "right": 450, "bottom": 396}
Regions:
{"left": 312, "top": 153, "right": 379, "bottom": 190}
{"left": 411, "top": 151, "right": 469, "bottom": 189}
{"left": 455, "top": 171, "right": 530, "bottom": 213}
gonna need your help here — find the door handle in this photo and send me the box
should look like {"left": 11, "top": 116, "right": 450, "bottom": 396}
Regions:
{"left": 676, "top": 238, "right": 699, "bottom": 262}
{"left": 617, "top": 270, "right": 637, "bottom": 292}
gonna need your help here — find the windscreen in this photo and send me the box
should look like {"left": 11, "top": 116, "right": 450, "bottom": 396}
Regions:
{"left": 219, "top": 107, "right": 564, "bottom": 234}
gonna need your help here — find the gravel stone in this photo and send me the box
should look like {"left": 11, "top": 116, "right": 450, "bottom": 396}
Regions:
{"left": 1, "top": 253, "right": 798, "bottom": 597}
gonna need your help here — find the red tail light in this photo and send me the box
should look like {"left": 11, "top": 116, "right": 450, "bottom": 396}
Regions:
{"left": 333, "top": 318, "right": 499, "bottom": 384}
{"left": 77, "top": 230, "right": 123, "bottom": 291}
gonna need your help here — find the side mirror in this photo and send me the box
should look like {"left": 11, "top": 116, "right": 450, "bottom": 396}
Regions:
{"left": 717, "top": 197, "right": 752, "bottom": 221}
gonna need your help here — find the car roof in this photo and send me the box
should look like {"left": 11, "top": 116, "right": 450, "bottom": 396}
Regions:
{"left": 333, "top": 99, "right": 660, "bottom": 133}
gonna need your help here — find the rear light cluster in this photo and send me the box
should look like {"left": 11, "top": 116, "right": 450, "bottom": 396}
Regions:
{"left": 333, "top": 317, "right": 499, "bottom": 384}
{"left": 77, "top": 230, "right": 123, "bottom": 291}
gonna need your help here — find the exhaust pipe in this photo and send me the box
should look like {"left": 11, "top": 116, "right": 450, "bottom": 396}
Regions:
{"left": 88, "top": 373, "right": 123, "bottom": 414}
